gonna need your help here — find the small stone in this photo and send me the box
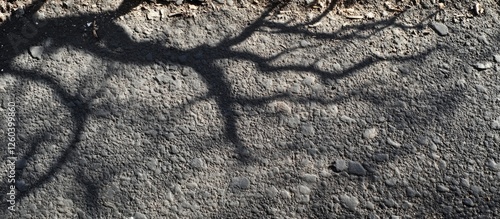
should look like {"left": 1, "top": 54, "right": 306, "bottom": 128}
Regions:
{"left": 134, "top": 212, "right": 147, "bottom": 219}
{"left": 16, "top": 180, "right": 27, "bottom": 192}
{"left": 475, "top": 84, "right": 488, "bottom": 93}
{"left": 305, "top": 0, "right": 315, "bottom": 5}
{"left": 431, "top": 22, "right": 449, "bottom": 36}
{"left": 274, "top": 101, "right": 292, "bottom": 115}
{"left": 299, "top": 40, "right": 311, "bottom": 47}
{"left": 332, "top": 160, "right": 348, "bottom": 172}
{"left": 366, "top": 201, "right": 375, "bottom": 210}
{"left": 147, "top": 10, "right": 160, "bottom": 20}
{"left": 387, "top": 138, "right": 401, "bottom": 147}
{"left": 15, "top": 158, "right": 27, "bottom": 169}
{"left": 145, "top": 53, "right": 153, "bottom": 61}
{"left": 298, "top": 185, "right": 311, "bottom": 194}
{"left": 301, "top": 174, "right": 318, "bottom": 183}
{"left": 363, "top": 128, "right": 378, "bottom": 139}
{"left": 416, "top": 135, "right": 429, "bottom": 145}
{"left": 437, "top": 185, "right": 450, "bottom": 192}
{"left": 494, "top": 54, "right": 500, "bottom": 63}
{"left": 406, "top": 187, "right": 418, "bottom": 197}
{"left": 231, "top": 177, "right": 250, "bottom": 189}
{"left": 266, "top": 186, "right": 279, "bottom": 197}
{"left": 339, "top": 194, "right": 359, "bottom": 211}
{"left": 190, "top": 158, "right": 205, "bottom": 170}
{"left": 385, "top": 178, "right": 398, "bottom": 187}
{"left": 340, "top": 115, "right": 356, "bottom": 123}
{"left": 302, "top": 76, "right": 315, "bottom": 86}
{"left": 384, "top": 198, "right": 398, "bottom": 208}
{"left": 486, "top": 159, "right": 499, "bottom": 171}
{"left": 347, "top": 161, "right": 367, "bottom": 176}
{"left": 328, "top": 105, "right": 338, "bottom": 116}
{"left": 463, "top": 198, "right": 474, "bottom": 207}
{"left": 170, "top": 145, "right": 179, "bottom": 154}
{"left": 402, "top": 201, "right": 412, "bottom": 209}
{"left": 0, "top": 12, "right": 6, "bottom": 22}
{"left": 280, "top": 190, "right": 291, "bottom": 199}
{"left": 491, "top": 120, "right": 500, "bottom": 130}
{"left": 29, "top": 46, "right": 44, "bottom": 59}
{"left": 365, "top": 12, "right": 375, "bottom": 19}
{"left": 474, "top": 62, "right": 493, "bottom": 70}
{"left": 301, "top": 124, "right": 315, "bottom": 136}
{"left": 460, "top": 178, "right": 470, "bottom": 188}
{"left": 373, "top": 153, "right": 389, "bottom": 162}
{"left": 155, "top": 73, "right": 169, "bottom": 84}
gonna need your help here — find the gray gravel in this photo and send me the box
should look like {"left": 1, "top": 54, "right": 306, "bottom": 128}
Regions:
{"left": 0, "top": 0, "right": 500, "bottom": 218}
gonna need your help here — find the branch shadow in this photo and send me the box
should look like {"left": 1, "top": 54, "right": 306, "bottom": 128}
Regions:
{"left": 0, "top": 0, "right": 489, "bottom": 217}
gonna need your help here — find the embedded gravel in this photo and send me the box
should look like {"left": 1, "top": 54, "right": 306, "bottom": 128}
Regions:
{"left": 0, "top": 0, "right": 499, "bottom": 218}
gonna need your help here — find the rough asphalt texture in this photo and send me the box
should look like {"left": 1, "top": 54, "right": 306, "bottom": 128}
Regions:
{"left": 0, "top": 0, "right": 499, "bottom": 218}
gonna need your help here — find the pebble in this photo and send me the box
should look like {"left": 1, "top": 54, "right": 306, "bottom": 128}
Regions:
{"left": 406, "top": 187, "right": 418, "bottom": 197}
{"left": 387, "top": 138, "right": 401, "bottom": 147}
{"left": 231, "top": 177, "right": 250, "bottom": 189}
{"left": 29, "top": 46, "right": 44, "bottom": 59}
{"left": 332, "top": 159, "right": 348, "bottom": 172}
{"left": 373, "top": 153, "right": 389, "bottom": 162}
{"left": 298, "top": 185, "right": 311, "bottom": 195}
{"left": 363, "top": 128, "right": 378, "bottom": 139}
{"left": 402, "top": 201, "right": 412, "bottom": 209}
{"left": 274, "top": 101, "right": 292, "bottom": 115}
{"left": 170, "top": 145, "right": 179, "bottom": 154}
{"left": 475, "top": 84, "right": 487, "bottom": 93}
{"left": 384, "top": 198, "right": 398, "bottom": 208}
{"left": 431, "top": 22, "right": 449, "bottom": 36}
{"left": 347, "top": 161, "right": 367, "bottom": 176}
{"left": 266, "top": 186, "right": 279, "bottom": 197}
{"left": 385, "top": 178, "right": 398, "bottom": 187}
{"left": 365, "top": 201, "right": 375, "bottom": 210}
{"left": 301, "top": 124, "right": 315, "bottom": 136}
{"left": 437, "top": 185, "right": 450, "bottom": 192}
{"left": 494, "top": 54, "right": 500, "bottom": 63}
{"left": 339, "top": 194, "right": 359, "bottom": 211}
{"left": 190, "top": 158, "right": 205, "bottom": 170}
{"left": 134, "top": 212, "right": 147, "bottom": 219}
{"left": 147, "top": 10, "right": 160, "bottom": 20}
{"left": 155, "top": 73, "right": 169, "bottom": 84}
{"left": 460, "top": 178, "right": 470, "bottom": 188}
{"left": 474, "top": 62, "right": 493, "bottom": 70}
{"left": 365, "top": 12, "right": 375, "bottom": 19}
{"left": 15, "top": 158, "right": 27, "bottom": 169}
{"left": 471, "top": 185, "right": 483, "bottom": 195}
{"left": 340, "top": 115, "right": 356, "bottom": 123}
{"left": 299, "top": 40, "right": 311, "bottom": 47}
{"left": 301, "top": 174, "right": 318, "bottom": 183}
{"left": 302, "top": 76, "right": 315, "bottom": 86}
{"left": 463, "top": 198, "right": 474, "bottom": 207}
{"left": 486, "top": 159, "right": 499, "bottom": 171}
{"left": 15, "top": 180, "right": 27, "bottom": 192}
{"left": 416, "top": 135, "right": 429, "bottom": 145}
{"left": 491, "top": 120, "right": 500, "bottom": 130}
{"left": 281, "top": 190, "right": 291, "bottom": 199}
{"left": 0, "top": 12, "right": 6, "bottom": 22}
{"left": 328, "top": 105, "right": 338, "bottom": 116}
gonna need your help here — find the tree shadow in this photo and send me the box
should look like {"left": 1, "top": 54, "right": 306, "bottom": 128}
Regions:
{"left": 1, "top": 0, "right": 493, "bottom": 217}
